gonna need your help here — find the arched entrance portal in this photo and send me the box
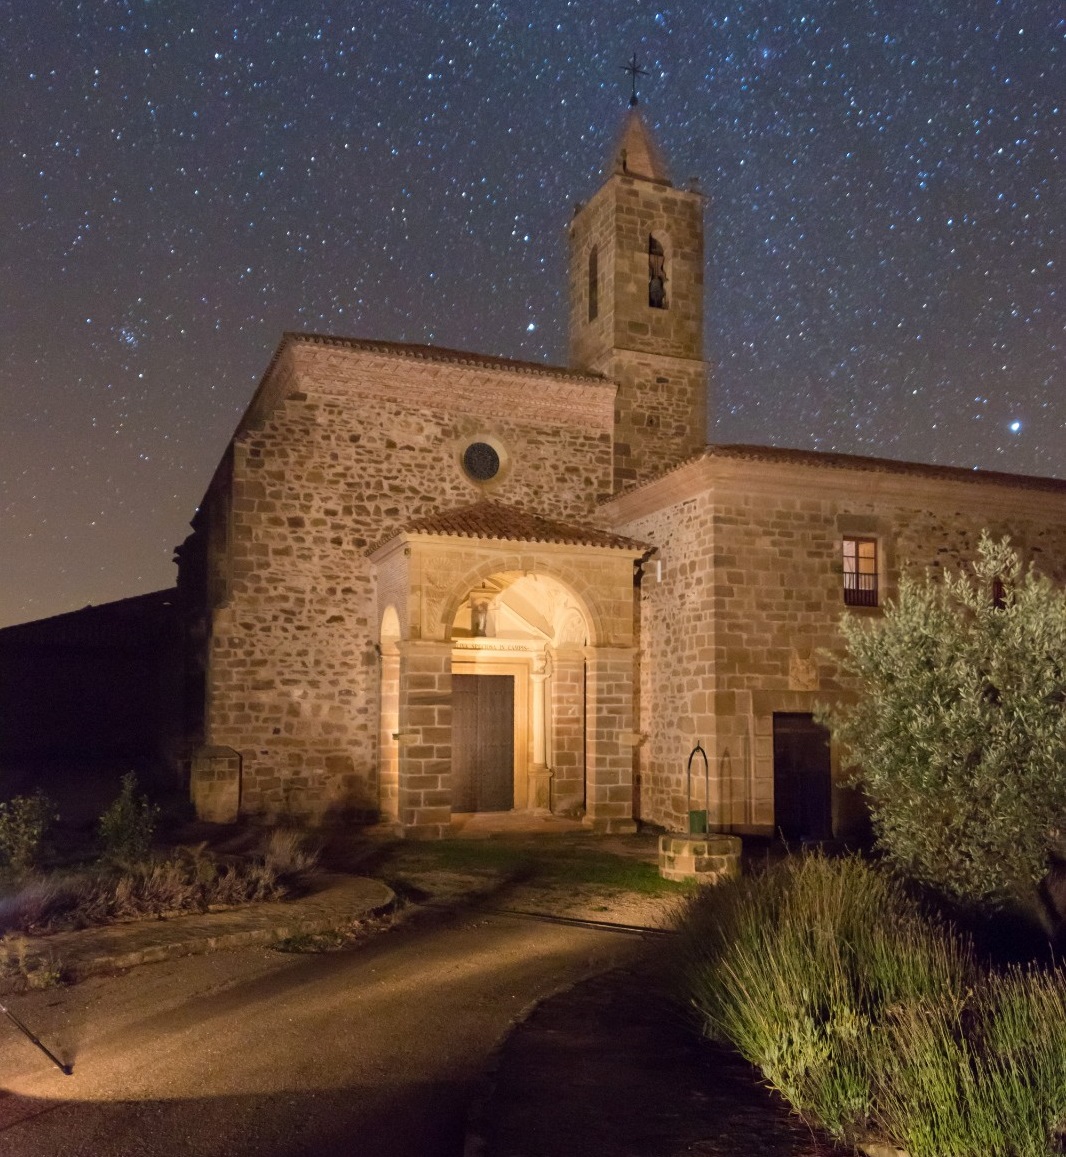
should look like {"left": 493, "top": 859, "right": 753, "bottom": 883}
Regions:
{"left": 450, "top": 573, "right": 590, "bottom": 817}
{"left": 370, "top": 511, "right": 643, "bottom": 839}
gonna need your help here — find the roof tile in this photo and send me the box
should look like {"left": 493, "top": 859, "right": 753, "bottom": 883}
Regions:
{"left": 372, "top": 501, "right": 648, "bottom": 555}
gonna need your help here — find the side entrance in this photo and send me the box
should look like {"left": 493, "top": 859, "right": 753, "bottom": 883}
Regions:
{"left": 772, "top": 712, "right": 832, "bottom": 842}
{"left": 452, "top": 674, "right": 515, "bottom": 812}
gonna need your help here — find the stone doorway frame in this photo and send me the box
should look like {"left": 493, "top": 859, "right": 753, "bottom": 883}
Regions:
{"left": 370, "top": 532, "right": 642, "bottom": 838}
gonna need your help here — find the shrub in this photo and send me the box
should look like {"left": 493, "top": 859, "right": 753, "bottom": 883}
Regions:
{"left": 261, "top": 828, "right": 318, "bottom": 877}
{"left": 0, "top": 792, "right": 57, "bottom": 873}
{"left": 680, "top": 854, "right": 1066, "bottom": 1156}
{"left": 98, "top": 773, "right": 160, "bottom": 865}
{"left": 680, "top": 854, "right": 970, "bottom": 1141}
{"left": 823, "top": 533, "right": 1066, "bottom": 925}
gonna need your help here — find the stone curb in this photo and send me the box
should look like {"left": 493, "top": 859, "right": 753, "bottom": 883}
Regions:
{"left": 0, "top": 874, "right": 397, "bottom": 993}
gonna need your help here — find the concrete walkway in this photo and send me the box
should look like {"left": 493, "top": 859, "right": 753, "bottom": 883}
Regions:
{"left": 1, "top": 873, "right": 395, "bottom": 992}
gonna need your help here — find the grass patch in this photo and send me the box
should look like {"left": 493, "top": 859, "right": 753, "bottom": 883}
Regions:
{"left": 537, "top": 847, "right": 688, "bottom": 895}
{"left": 274, "top": 929, "right": 349, "bottom": 953}
{"left": 377, "top": 838, "right": 689, "bottom": 896}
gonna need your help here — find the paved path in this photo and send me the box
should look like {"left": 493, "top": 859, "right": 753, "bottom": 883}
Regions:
{"left": 0, "top": 909, "right": 644, "bottom": 1156}
{"left": 470, "top": 963, "right": 840, "bottom": 1157}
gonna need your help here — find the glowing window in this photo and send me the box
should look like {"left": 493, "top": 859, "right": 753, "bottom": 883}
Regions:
{"left": 843, "top": 537, "right": 878, "bottom": 606}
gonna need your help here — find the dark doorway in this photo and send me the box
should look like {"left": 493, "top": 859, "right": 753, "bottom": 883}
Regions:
{"left": 452, "top": 674, "right": 515, "bottom": 811}
{"left": 772, "top": 713, "right": 832, "bottom": 842}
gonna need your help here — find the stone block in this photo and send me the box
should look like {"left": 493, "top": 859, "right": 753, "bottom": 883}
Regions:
{"left": 191, "top": 745, "right": 242, "bottom": 824}
{"left": 658, "top": 833, "right": 741, "bottom": 884}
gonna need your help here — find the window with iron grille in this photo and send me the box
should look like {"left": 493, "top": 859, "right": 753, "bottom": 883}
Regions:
{"left": 843, "top": 537, "right": 878, "bottom": 606}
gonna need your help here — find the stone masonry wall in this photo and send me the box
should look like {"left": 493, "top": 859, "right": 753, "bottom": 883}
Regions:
{"left": 568, "top": 174, "right": 708, "bottom": 490}
{"left": 569, "top": 176, "right": 704, "bottom": 369}
{"left": 608, "top": 349, "right": 707, "bottom": 490}
{"left": 196, "top": 338, "right": 617, "bottom": 820}
{"left": 609, "top": 452, "right": 1066, "bottom": 835}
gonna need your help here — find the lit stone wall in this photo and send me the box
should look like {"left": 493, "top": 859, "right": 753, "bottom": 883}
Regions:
{"left": 606, "top": 449, "right": 1066, "bottom": 836}
{"left": 191, "top": 337, "right": 617, "bottom": 821}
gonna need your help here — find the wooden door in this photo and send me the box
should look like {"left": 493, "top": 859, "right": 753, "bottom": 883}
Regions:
{"left": 772, "top": 713, "right": 832, "bottom": 842}
{"left": 452, "top": 674, "right": 515, "bottom": 812}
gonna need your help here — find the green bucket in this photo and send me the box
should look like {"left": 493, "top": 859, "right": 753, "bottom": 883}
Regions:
{"left": 688, "top": 809, "right": 708, "bottom": 835}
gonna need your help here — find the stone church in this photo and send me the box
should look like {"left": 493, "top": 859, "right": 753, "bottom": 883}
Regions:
{"left": 174, "top": 108, "right": 1066, "bottom": 840}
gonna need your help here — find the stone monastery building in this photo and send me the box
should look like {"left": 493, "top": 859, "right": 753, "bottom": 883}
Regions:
{"left": 176, "top": 109, "right": 1066, "bottom": 840}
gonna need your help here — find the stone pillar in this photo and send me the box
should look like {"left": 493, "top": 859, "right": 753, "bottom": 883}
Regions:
{"left": 397, "top": 641, "right": 453, "bottom": 839}
{"left": 527, "top": 658, "right": 553, "bottom": 813}
{"left": 378, "top": 647, "right": 401, "bottom": 825}
{"left": 550, "top": 645, "right": 586, "bottom": 815}
{"left": 583, "top": 646, "right": 638, "bottom": 834}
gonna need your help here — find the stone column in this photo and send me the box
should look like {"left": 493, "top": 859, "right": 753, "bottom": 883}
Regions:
{"left": 550, "top": 645, "right": 585, "bottom": 815}
{"left": 527, "top": 657, "right": 553, "bottom": 813}
{"left": 397, "top": 641, "right": 453, "bottom": 839}
{"left": 583, "top": 645, "right": 638, "bottom": 834}
{"left": 378, "top": 647, "right": 401, "bottom": 826}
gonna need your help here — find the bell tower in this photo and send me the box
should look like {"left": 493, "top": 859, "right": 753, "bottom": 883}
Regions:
{"left": 568, "top": 107, "right": 708, "bottom": 490}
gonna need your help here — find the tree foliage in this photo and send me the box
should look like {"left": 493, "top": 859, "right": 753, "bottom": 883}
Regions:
{"left": 826, "top": 534, "right": 1066, "bottom": 917}
{"left": 0, "top": 792, "right": 56, "bottom": 874}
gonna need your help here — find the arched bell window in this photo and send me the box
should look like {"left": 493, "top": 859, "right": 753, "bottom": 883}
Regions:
{"left": 588, "top": 245, "right": 599, "bottom": 322}
{"left": 648, "top": 234, "right": 667, "bottom": 309}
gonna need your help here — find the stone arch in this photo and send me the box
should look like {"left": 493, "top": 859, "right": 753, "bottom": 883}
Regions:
{"left": 648, "top": 229, "right": 671, "bottom": 310}
{"left": 437, "top": 555, "right": 606, "bottom": 646}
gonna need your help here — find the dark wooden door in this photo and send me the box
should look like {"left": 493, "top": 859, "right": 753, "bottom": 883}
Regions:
{"left": 452, "top": 675, "right": 515, "bottom": 812}
{"left": 772, "top": 713, "right": 832, "bottom": 842}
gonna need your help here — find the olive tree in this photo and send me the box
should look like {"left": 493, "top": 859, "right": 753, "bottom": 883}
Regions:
{"left": 825, "top": 534, "right": 1066, "bottom": 922}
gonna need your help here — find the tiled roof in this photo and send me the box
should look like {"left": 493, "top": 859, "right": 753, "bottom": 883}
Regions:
{"left": 608, "top": 442, "right": 1066, "bottom": 500}
{"left": 372, "top": 501, "right": 649, "bottom": 554}
{"left": 284, "top": 332, "right": 606, "bottom": 383}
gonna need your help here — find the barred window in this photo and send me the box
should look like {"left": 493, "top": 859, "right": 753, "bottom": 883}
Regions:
{"left": 843, "top": 537, "right": 878, "bottom": 606}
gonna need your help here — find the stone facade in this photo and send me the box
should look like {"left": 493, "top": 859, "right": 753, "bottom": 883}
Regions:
{"left": 180, "top": 339, "right": 629, "bottom": 830}
{"left": 174, "top": 106, "right": 1066, "bottom": 841}
{"left": 602, "top": 447, "right": 1066, "bottom": 836}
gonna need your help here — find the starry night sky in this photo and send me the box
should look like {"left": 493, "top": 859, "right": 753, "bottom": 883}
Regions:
{"left": 2, "top": 1, "right": 1062, "bottom": 626}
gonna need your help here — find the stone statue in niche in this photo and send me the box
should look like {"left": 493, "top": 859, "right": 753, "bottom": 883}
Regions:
{"left": 471, "top": 599, "right": 489, "bottom": 637}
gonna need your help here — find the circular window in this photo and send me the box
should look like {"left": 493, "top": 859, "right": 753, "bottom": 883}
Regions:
{"left": 462, "top": 441, "right": 501, "bottom": 482}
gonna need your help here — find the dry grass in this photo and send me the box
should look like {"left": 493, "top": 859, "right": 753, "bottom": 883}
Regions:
{"left": 0, "top": 828, "right": 318, "bottom": 936}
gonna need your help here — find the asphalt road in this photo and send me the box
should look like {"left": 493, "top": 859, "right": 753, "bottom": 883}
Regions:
{"left": 0, "top": 910, "right": 645, "bottom": 1157}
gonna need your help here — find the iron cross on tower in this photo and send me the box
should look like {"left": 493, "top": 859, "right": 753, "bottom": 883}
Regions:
{"left": 622, "top": 52, "right": 649, "bottom": 106}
